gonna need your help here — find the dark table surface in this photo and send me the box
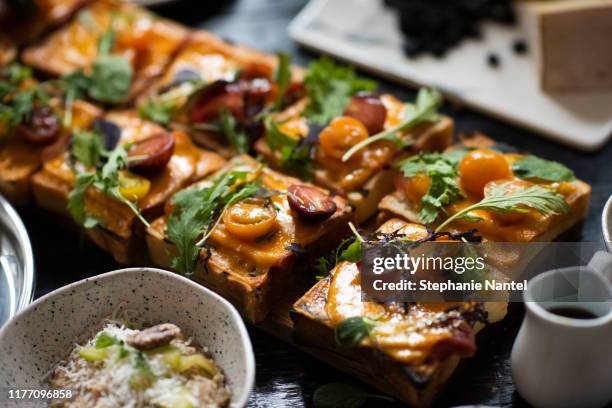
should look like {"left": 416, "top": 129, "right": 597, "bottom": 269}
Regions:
{"left": 23, "top": 0, "right": 612, "bottom": 407}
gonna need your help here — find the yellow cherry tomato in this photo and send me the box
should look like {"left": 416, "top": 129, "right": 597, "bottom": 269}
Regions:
{"left": 223, "top": 199, "right": 277, "bottom": 240}
{"left": 395, "top": 174, "right": 431, "bottom": 206}
{"left": 459, "top": 149, "right": 512, "bottom": 198}
{"left": 118, "top": 171, "right": 151, "bottom": 202}
{"left": 319, "top": 116, "right": 369, "bottom": 160}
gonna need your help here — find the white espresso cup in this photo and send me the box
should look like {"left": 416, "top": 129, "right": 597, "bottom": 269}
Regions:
{"left": 511, "top": 251, "right": 612, "bottom": 408}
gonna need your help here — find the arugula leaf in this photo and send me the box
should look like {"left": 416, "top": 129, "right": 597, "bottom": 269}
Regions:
{"left": 342, "top": 87, "right": 442, "bottom": 162}
{"left": 264, "top": 116, "right": 312, "bottom": 178}
{"left": 71, "top": 130, "right": 106, "bottom": 168}
{"left": 218, "top": 108, "right": 249, "bottom": 153}
{"left": 273, "top": 52, "right": 292, "bottom": 111}
{"left": 399, "top": 151, "right": 465, "bottom": 224}
{"left": 303, "top": 57, "right": 376, "bottom": 126}
{"left": 166, "top": 169, "right": 262, "bottom": 274}
{"left": 435, "top": 182, "right": 570, "bottom": 232}
{"left": 334, "top": 317, "right": 376, "bottom": 347}
{"left": 513, "top": 155, "right": 576, "bottom": 182}
{"left": 89, "top": 55, "right": 133, "bottom": 103}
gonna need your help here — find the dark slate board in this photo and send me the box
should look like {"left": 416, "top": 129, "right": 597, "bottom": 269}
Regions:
{"left": 26, "top": 0, "right": 612, "bottom": 407}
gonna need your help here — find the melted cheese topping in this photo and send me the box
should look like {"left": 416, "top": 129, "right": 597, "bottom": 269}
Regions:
{"left": 407, "top": 152, "right": 582, "bottom": 241}
{"left": 324, "top": 220, "right": 474, "bottom": 365}
{"left": 270, "top": 94, "right": 436, "bottom": 192}
{"left": 24, "top": 0, "right": 187, "bottom": 78}
{"left": 207, "top": 156, "right": 341, "bottom": 270}
{"left": 39, "top": 111, "right": 223, "bottom": 239}
{"left": 158, "top": 39, "right": 240, "bottom": 88}
{"left": 0, "top": 99, "right": 101, "bottom": 183}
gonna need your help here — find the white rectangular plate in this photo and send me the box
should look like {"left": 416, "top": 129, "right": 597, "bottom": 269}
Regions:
{"left": 289, "top": 0, "right": 612, "bottom": 151}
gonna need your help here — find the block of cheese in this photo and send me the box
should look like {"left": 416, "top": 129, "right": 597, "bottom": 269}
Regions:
{"left": 519, "top": 0, "right": 612, "bottom": 92}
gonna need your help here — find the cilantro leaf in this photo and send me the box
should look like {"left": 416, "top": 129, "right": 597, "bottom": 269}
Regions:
{"left": 264, "top": 116, "right": 312, "bottom": 178}
{"left": 218, "top": 108, "right": 249, "bottom": 154}
{"left": 342, "top": 87, "right": 442, "bottom": 162}
{"left": 512, "top": 155, "right": 576, "bottom": 182}
{"left": 303, "top": 57, "right": 376, "bottom": 125}
{"left": 67, "top": 172, "right": 96, "bottom": 226}
{"left": 2, "top": 62, "right": 32, "bottom": 86}
{"left": 166, "top": 169, "right": 262, "bottom": 274}
{"left": 89, "top": 55, "right": 133, "bottom": 103}
{"left": 399, "top": 151, "right": 464, "bottom": 224}
{"left": 71, "top": 130, "right": 106, "bottom": 168}
{"left": 67, "top": 142, "right": 149, "bottom": 229}
{"left": 273, "top": 51, "right": 292, "bottom": 111}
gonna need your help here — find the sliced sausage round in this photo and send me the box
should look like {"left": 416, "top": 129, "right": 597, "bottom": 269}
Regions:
{"left": 287, "top": 184, "right": 337, "bottom": 222}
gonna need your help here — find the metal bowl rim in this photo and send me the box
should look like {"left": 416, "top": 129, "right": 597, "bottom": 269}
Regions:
{"left": 0, "top": 196, "right": 35, "bottom": 320}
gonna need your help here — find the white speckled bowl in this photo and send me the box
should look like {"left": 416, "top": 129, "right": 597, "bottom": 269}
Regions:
{"left": 0, "top": 268, "right": 255, "bottom": 408}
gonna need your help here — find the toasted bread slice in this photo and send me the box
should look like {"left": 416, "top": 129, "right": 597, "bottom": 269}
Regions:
{"left": 379, "top": 134, "right": 591, "bottom": 242}
{"left": 0, "top": 99, "right": 102, "bottom": 204}
{"left": 255, "top": 96, "right": 454, "bottom": 223}
{"left": 146, "top": 155, "right": 353, "bottom": 322}
{"left": 21, "top": 0, "right": 189, "bottom": 101}
{"left": 291, "top": 218, "right": 507, "bottom": 407}
{"left": 31, "top": 110, "right": 226, "bottom": 263}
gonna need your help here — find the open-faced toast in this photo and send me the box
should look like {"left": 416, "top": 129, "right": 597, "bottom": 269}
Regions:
{"left": 291, "top": 218, "right": 508, "bottom": 407}
{"left": 137, "top": 30, "right": 304, "bottom": 157}
{"left": 0, "top": 67, "right": 103, "bottom": 204}
{"left": 379, "top": 134, "right": 591, "bottom": 242}
{"left": 31, "top": 110, "right": 226, "bottom": 263}
{"left": 21, "top": 0, "right": 190, "bottom": 102}
{"left": 146, "top": 155, "right": 353, "bottom": 322}
{"left": 255, "top": 88, "right": 454, "bottom": 223}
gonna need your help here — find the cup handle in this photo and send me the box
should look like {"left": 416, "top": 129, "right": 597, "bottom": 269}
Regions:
{"left": 588, "top": 251, "right": 612, "bottom": 283}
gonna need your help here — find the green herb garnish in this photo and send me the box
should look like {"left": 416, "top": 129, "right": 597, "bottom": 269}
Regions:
{"left": 398, "top": 150, "right": 467, "bottom": 224}
{"left": 219, "top": 108, "right": 249, "bottom": 153}
{"left": 303, "top": 57, "right": 376, "bottom": 126}
{"left": 129, "top": 351, "right": 155, "bottom": 390}
{"left": 334, "top": 317, "right": 376, "bottom": 347}
{"left": 342, "top": 87, "right": 442, "bottom": 162}
{"left": 67, "top": 140, "right": 149, "bottom": 229}
{"left": 138, "top": 99, "right": 174, "bottom": 125}
{"left": 88, "top": 55, "right": 133, "bottom": 103}
{"left": 512, "top": 155, "right": 576, "bottom": 182}
{"left": 166, "top": 168, "right": 262, "bottom": 274}
{"left": 313, "top": 382, "right": 393, "bottom": 408}
{"left": 95, "top": 332, "right": 119, "bottom": 348}
{"left": 264, "top": 116, "right": 312, "bottom": 178}
{"left": 435, "top": 182, "right": 570, "bottom": 232}
{"left": 273, "top": 51, "right": 292, "bottom": 111}
{"left": 71, "top": 130, "right": 107, "bottom": 168}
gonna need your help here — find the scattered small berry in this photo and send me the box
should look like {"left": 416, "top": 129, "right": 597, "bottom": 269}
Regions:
{"left": 487, "top": 53, "right": 500, "bottom": 68}
{"left": 512, "top": 39, "right": 528, "bottom": 55}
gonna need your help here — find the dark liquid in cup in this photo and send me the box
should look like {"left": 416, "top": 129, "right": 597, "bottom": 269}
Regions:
{"left": 547, "top": 307, "right": 598, "bottom": 319}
